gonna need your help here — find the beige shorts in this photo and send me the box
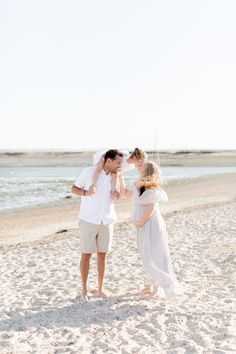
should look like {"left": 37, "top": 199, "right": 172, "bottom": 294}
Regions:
{"left": 79, "top": 219, "right": 114, "bottom": 253}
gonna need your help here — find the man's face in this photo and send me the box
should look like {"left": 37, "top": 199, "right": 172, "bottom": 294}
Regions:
{"left": 107, "top": 155, "right": 123, "bottom": 173}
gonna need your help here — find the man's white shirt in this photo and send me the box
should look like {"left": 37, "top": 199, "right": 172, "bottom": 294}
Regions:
{"left": 75, "top": 166, "right": 119, "bottom": 225}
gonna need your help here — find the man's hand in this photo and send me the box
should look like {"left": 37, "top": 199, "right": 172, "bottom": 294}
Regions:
{"left": 111, "top": 190, "right": 120, "bottom": 200}
{"left": 87, "top": 185, "right": 96, "bottom": 195}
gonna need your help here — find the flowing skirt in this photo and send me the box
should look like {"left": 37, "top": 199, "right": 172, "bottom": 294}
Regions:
{"left": 137, "top": 210, "right": 183, "bottom": 300}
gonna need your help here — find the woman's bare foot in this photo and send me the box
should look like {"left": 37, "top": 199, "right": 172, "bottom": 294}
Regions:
{"left": 152, "top": 285, "right": 158, "bottom": 295}
{"left": 92, "top": 289, "right": 110, "bottom": 299}
{"left": 138, "top": 285, "right": 153, "bottom": 296}
{"left": 140, "top": 286, "right": 159, "bottom": 299}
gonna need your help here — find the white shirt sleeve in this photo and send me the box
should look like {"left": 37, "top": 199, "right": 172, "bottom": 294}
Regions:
{"left": 75, "top": 168, "right": 89, "bottom": 189}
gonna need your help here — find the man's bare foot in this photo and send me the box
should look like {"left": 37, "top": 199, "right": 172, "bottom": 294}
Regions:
{"left": 76, "top": 294, "right": 89, "bottom": 303}
{"left": 92, "top": 289, "right": 110, "bottom": 299}
{"left": 138, "top": 285, "right": 153, "bottom": 296}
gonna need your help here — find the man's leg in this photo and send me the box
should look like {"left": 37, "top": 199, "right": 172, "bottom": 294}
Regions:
{"left": 79, "top": 219, "right": 99, "bottom": 300}
{"left": 98, "top": 252, "right": 106, "bottom": 292}
{"left": 93, "top": 223, "right": 113, "bottom": 298}
{"left": 94, "top": 252, "right": 108, "bottom": 298}
{"left": 80, "top": 253, "right": 92, "bottom": 295}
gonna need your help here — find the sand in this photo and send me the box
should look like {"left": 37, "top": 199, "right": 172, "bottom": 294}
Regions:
{"left": 0, "top": 174, "right": 236, "bottom": 353}
{"left": 1, "top": 174, "right": 236, "bottom": 247}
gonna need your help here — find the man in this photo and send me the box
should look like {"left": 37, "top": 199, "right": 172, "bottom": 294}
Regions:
{"left": 71, "top": 149, "right": 123, "bottom": 302}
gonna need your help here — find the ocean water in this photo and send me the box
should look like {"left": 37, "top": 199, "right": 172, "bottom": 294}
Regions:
{"left": 0, "top": 166, "right": 236, "bottom": 212}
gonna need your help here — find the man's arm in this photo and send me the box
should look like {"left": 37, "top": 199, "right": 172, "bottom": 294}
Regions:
{"left": 71, "top": 167, "right": 93, "bottom": 196}
{"left": 71, "top": 185, "right": 91, "bottom": 196}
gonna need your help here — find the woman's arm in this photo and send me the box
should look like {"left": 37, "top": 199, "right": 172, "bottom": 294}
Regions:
{"left": 134, "top": 203, "right": 155, "bottom": 228}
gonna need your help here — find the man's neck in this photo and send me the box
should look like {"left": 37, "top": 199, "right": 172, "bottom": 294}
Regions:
{"left": 103, "top": 165, "right": 110, "bottom": 175}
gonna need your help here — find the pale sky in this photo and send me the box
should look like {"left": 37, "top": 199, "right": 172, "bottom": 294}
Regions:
{"left": 0, "top": 0, "right": 236, "bottom": 151}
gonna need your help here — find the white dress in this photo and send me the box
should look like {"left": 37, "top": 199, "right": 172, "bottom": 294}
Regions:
{"left": 131, "top": 186, "right": 183, "bottom": 300}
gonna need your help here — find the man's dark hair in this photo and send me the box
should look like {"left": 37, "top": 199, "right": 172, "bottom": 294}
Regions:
{"left": 104, "top": 149, "right": 123, "bottom": 162}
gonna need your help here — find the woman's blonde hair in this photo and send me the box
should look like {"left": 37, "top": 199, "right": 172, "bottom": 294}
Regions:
{"left": 141, "top": 161, "right": 162, "bottom": 190}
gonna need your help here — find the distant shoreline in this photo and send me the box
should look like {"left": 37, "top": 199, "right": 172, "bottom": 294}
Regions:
{"left": 1, "top": 148, "right": 236, "bottom": 153}
{"left": 1, "top": 150, "right": 236, "bottom": 167}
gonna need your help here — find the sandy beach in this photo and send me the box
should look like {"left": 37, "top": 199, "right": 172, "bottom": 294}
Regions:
{"left": 2, "top": 0, "right": 236, "bottom": 349}
{"left": 0, "top": 172, "right": 235, "bottom": 353}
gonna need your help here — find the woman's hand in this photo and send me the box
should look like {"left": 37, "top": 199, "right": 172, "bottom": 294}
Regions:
{"left": 135, "top": 179, "right": 144, "bottom": 189}
{"left": 133, "top": 222, "right": 143, "bottom": 228}
{"left": 134, "top": 204, "right": 155, "bottom": 228}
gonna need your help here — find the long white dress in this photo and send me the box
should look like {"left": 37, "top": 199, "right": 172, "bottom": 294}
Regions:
{"left": 131, "top": 186, "right": 183, "bottom": 300}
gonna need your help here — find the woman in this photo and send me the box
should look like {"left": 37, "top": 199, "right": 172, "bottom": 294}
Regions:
{"left": 119, "top": 161, "right": 183, "bottom": 300}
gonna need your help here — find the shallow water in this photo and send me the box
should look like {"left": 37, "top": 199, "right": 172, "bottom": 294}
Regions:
{"left": 1, "top": 166, "right": 236, "bottom": 212}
